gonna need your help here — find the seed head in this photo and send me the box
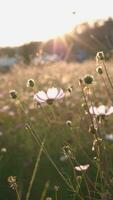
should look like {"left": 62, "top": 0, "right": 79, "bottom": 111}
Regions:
{"left": 27, "top": 79, "right": 35, "bottom": 87}
{"left": 83, "top": 74, "right": 94, "bottom": 85}
{"left": 96, "top": 65, "right": 103, "bottom": 75}
{"left": 9, "top": 90, "right": 17, "bottom": 99}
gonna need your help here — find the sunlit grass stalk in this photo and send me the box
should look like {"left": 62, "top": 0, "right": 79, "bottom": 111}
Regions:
{"left": 18, "top": 100, "right": 75, "bottom": 192}
{"left": 25, "top": 123, "right": 75, "bottom": 192}
{"left": 40, "top": 181, "right": 50, "bottom": 200}
{"left": 101, "top": 74, "right": 113, "bottom": 102}
{"left": 15, "top": 185, "right": 21, "bottom": 200}
{"left": 102, "top": 60, "right": 113, "bottom": 91}
{"left": 25, "top": 134, "right": 46, "bottom": 200}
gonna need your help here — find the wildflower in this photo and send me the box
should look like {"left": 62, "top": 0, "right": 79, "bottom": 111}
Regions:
{"left": 96, "top": 65, "right": 103, "bottom": 75}
{"left": 105, "top": 134, "right": 113, "bottom": 141}
{"left": 83, "top": 74, "right": 94, "bottom": 85}
{"left": 27, "top": 79, "right": 35, "bottom": 87}
{"left": 75, "top": 164, "right": 89, "bottom": 171}
{"left": 89, "top": 105, "right": 113, "bottom": 116}
{"left": 9, "top": 90, "right": 17, "bottom": 99}
{"left": 34, "top": 87, "right": 64, "bottom": 105}
{"left": 96, "top": 51, "right": 105, "bottom": 61}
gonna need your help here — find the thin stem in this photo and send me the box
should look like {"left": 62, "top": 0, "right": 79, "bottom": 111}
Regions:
{"left": 101, "top": 74, "right": 113, "bottom": 102}
{"left": 40, "top": 181, "right": 50, "bottom": 200}
{"left": 25, "top": 123, "right": 75, "bottom": 192}
{"left": 102, "top": 60, "right": 113, "bottom": 91}
{"left": 25, "top": 135, "right": 46, "bottom": 200}
{"left": 15, "top": 186, "right": 21, "bottom": 200}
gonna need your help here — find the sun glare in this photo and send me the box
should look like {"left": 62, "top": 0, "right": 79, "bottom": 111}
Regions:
{"left": 0, "top": 0, "right": 112, "bottom": 47}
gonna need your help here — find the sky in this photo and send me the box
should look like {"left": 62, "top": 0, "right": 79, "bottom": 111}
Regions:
{"left": 0, "top": 0, "right": 113, "bottom": 47}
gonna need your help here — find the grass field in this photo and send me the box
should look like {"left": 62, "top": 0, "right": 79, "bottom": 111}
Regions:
{"left": 1, "top": 58, "right": 113, "bottom": 200}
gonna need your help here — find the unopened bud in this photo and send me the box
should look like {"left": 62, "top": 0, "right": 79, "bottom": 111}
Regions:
{"left": 9, "top": 90, "right": 17, "bottom": 99}
{"left": 96, "top": 51, "right": 105, "bottom": 61}
{"left": 66, "top": 120, "right": 72, "bottom": 127}
{"left": 27, "top": 79, "right": 35, "bottom": 87}
{"left": 96, "top": 65, "right": 103, "bottom": 74}
{"left": 83, "top": 74, "right": 94, "bottom": 85}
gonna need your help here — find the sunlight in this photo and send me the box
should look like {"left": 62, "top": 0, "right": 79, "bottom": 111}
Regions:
{"left": 0, "top": 0, "right": 112, "bottom": 46}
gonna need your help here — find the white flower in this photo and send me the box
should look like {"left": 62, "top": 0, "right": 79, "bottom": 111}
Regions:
{"left": 105, "top": 134, "right": 113, "bottom": 141}
{"left": 89, "top": 105, "right": 113, "bottom": 116}
{"left": 34, "top": 87, "right": 64, "bottom": 104}
{"left": 75, "top": 164, "right": 90, "bottom": 171}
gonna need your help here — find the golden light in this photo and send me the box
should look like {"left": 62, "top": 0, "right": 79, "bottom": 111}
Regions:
{"left": 0, "top": 0, "right": 112, "bottom": 47}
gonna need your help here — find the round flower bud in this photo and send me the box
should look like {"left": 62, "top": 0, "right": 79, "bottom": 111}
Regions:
{"left": 9, "top": 90, "right": 17, "bottom": 99}
{"left": 96, "top": 51, "right": 105, "bottom": 61}
{"left": 96, "top": 66, "right": 103, "bottom": 75}
{"left": 66, "top": 120, "right": 72, "bottom": 127}
{"left": 27, "top": 79, "right": 35, "bottom": 87}
{"left": 83, "top": 74, "right": 94, "bottom": 85}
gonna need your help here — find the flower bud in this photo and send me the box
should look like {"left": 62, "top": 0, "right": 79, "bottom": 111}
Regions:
{"left": 96, "top": 51, "right": 105, "bottom": 61}
{"left": 96, "top": 65, "right": 103, "bottom": 75}
{"left": 9, "top": 90, "right": 17, "bottom": 99}
{"left": 27, "top": 79, "right": 35, "bottom": 87}
{"left": 83, "top": 74, "right": 94, "bottom": 85}
{"left": 66, "top": 120, "right": 72, "bottom": 127}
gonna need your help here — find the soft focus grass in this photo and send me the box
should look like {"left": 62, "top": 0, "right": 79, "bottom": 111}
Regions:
{"left": 1, "top": 60, "right": 113, "bottom": 199}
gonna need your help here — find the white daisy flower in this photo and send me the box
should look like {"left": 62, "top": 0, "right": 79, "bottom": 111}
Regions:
{"left": 89, "top": 105, "right": 113, "bottom": 116}
{"left": 75, "top": 164, "right": 90, "bottom": 171}
{"left": 34, "top": 87, "right": 64, "bottom": 105}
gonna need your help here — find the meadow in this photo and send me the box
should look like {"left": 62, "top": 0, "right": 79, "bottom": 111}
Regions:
{"left": 1, "top": 55, "right": 113, "bottom": 200}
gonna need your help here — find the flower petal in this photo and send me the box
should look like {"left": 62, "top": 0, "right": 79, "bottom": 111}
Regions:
{"left": 47, "top": 87, "right": 59, "bottom": 99}
{"left": 106, "top": 106, "right": 113, "bottom": 115}
{"left": 75, "top": 164, "right": 89, "bottom": 171}
{"left": 34, "top": 91, "right": 47, "bottom": 103}
{"left": 89, "top": 106, "right": 98, "bottom": 115}
{"left": 56, "top": 88, "right": 65, "bottom": 99}
{"left": 97, "top": 105, "right": 106, "bottom": 115}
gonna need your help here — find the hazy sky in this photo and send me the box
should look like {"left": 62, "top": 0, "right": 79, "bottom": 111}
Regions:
{"left": 0, "top": 0, "right": 112, "bottom": 47}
